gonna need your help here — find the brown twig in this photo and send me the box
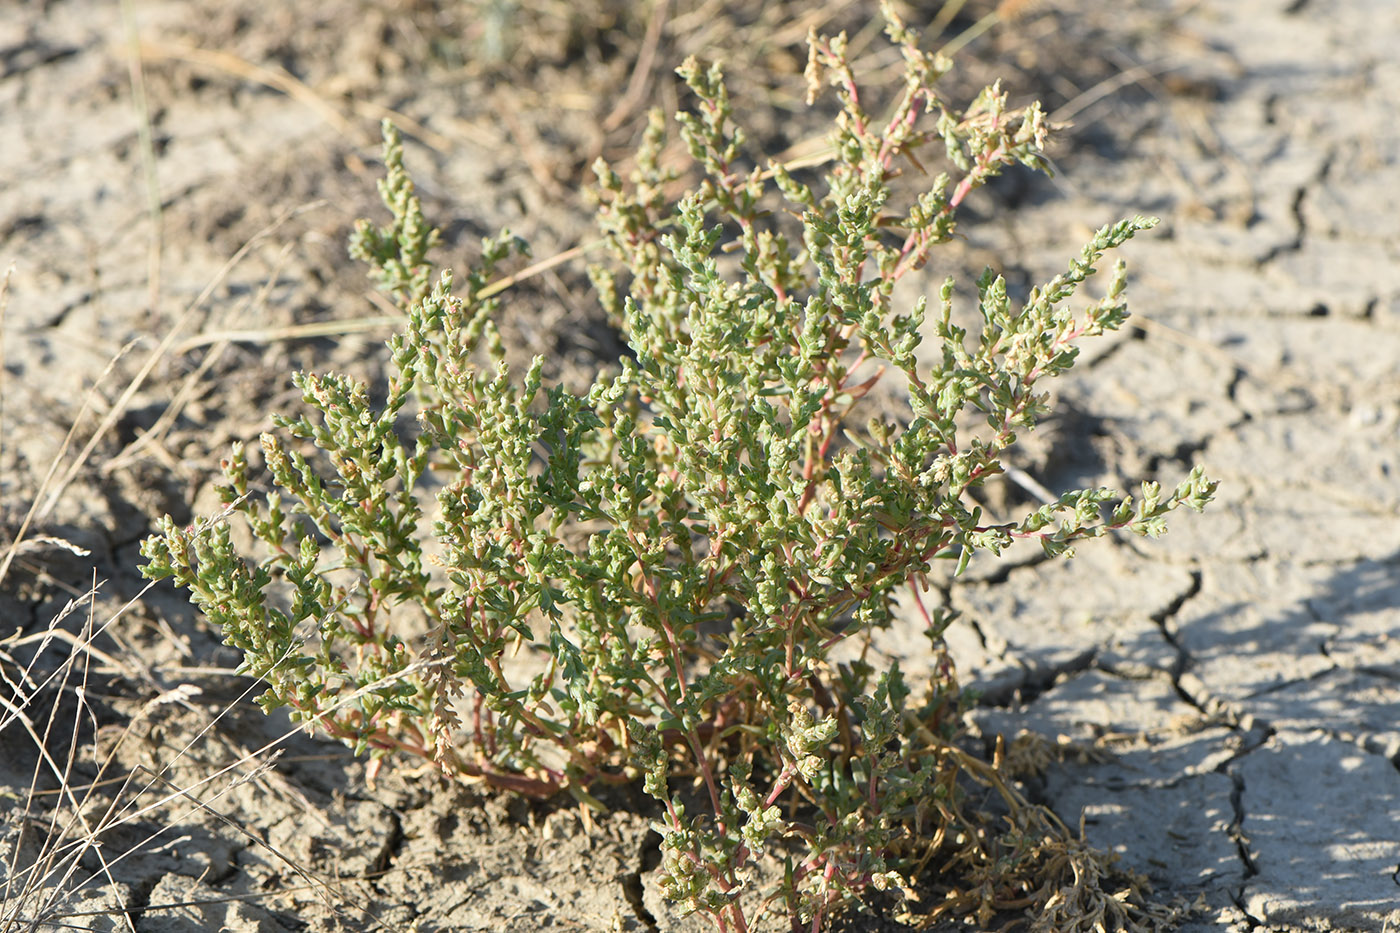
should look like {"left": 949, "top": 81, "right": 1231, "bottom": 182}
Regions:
{"left": 602, "top": 0, "right": 672, "bottom": 133}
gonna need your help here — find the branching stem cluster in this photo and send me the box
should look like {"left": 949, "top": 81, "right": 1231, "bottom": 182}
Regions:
{"left": 142, "top": 8, "right": 1213, "bottom": 930}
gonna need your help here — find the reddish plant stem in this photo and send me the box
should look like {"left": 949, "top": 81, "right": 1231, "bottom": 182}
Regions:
{"left": 765, "top": 761, "right": 799, "bottom": 808}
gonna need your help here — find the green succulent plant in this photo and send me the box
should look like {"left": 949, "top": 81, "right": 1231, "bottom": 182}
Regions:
{"left": 143, "top": 7, "right": 1213, "bottom": 929}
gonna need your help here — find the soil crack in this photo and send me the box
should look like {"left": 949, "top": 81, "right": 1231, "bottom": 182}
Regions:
{"left": 367, "top": 809, "right": 403, "bottom": 881}
{"left": 1225, "top": 769, "right": 1260, "bottom": 918}
{"left": 622, "top": 828, "right": 662, "bottom": 932}
{"left": 1149, "top": 567, "right": 1201, "bottom": 684}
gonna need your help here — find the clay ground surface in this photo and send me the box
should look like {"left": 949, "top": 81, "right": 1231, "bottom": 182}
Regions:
{"left": 2, "top": 0, "right": 1398, "bottom": 930}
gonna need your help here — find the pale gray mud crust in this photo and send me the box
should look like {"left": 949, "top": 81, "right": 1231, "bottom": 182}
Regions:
{"left": 2, "top": 1, "right": 1398, "bottom": 931}
{"left": 920, "top": 2, "right": 1400, "bottom": 931}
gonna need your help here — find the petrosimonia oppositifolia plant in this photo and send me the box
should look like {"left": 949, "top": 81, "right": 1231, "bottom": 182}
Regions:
{"left": 143, "top": 8, "right": 1214, "bottom": 930}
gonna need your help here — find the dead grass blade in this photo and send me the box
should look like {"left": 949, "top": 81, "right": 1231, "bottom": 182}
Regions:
{"left": 102, "top": 239, "right": 299, "bottom": 474}
{"left": 29, "top": 201, "right": 325, "bottom": 530}
{"left": 0, "top": 266, "right": 9, "bottom": 514}
{"left": 1, "top": 583, "right": 136, "bottom": 933}
{"left": 0, "top": 343, "right": 137, "bottom": 594}
{"left": 0, "top": 553, "right": 406, "bottom": 930}
{"left": 135, "top": 40, "right": 359, "bottom": 140}
{"left": 602, "top": 0, "right": 671, "bottom": 133}
{"left": 119, "top": 0, "right": 164, "bottom": 325}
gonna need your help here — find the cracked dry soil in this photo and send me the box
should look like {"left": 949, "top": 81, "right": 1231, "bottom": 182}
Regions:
{"left": 3, "top": 0, "right": 1399, "bottom": 930}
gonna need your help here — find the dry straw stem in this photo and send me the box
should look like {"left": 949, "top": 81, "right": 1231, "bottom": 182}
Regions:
{"left": 119, "top": 0, "right": 164, "bottom": 324}
{"left": 34, "top": 201, "right": 327, "bottom": 512}
{"left": 2, "top": 585, "right": 132, "bottom": 933}
{"left": 0, "top": 562, "right": 410, "bottom": 930}
{"left": 104, "top": 239, "right": 301, "bottom": 475}
{"left": 134, "top": 41, "right": 454, "bottom": 153}
{"left": 29, "top": 201, "right": 309, "bottom": 524}
{"left": 1, "top": 267, "right": 8, "bottom": 500}
{"left": 174, "top": 241, "right": 591, "bottom": 353}
{"left": 0, "top": 342, "right": 136, "bottom": 594}
{"left": 135, "top": 40, "right": 358, "bottom": 140}
{"left": 0, "top": 191, "right": 401, "bottom": 931}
